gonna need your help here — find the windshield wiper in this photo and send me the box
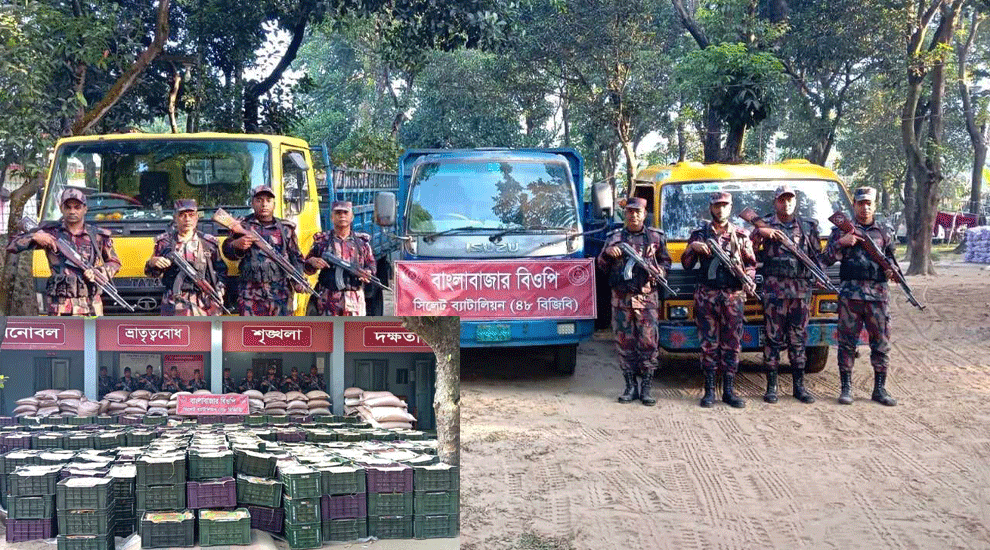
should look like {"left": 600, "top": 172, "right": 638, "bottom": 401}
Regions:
{"left": 489, "top": 225, "right": 571, "bottom": 242}
{"left": 418, "top": 226, "right": 491, "bottom": 243}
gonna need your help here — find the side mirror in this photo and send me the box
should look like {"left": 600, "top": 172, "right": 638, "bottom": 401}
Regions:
{"left": 592, "top": 182, "right": 613, "bottom": 217}
{"left": 375, "top": 192, "right": 397, "bottom": 227}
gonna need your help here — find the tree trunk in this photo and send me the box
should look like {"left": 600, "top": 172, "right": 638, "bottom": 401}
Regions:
{"left": 168, "top": 64, "right": 181, "bottom": 133}
{"left": 401, "top": 317, "right": 460, "bottom": 467}
{"left": 676, "top": 118, "right": 686, "bottom": 162}
{"left": 71, "top": 0, "right": 170, "bottom": 135}
{"left": 703, "top": 104, "right": 721, "bottom": 163}
{"left": 957, "top": 10, "right": 986, "bottom": 215}
{"left": 0, "top": 173, "right": 42, "bottom": 315}
{"left": 722, "top": 123, "right": 746, "bottom": 163}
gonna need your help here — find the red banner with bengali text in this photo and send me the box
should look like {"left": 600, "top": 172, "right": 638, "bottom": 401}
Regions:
{"left": 176, "top": 394, "right": 249, "bottom": 416}
{"left": 394, "top": 259, "right": 596, "bottom": 319}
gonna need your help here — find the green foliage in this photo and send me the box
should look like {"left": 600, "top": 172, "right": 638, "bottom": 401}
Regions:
{"left": 331, "top": 125, "right": 402, "bottom": 170}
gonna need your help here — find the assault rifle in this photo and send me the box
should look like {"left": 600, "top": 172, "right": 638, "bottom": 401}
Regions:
{"left": 828, "top": 211, "right": 925, "bottom": 310}
{"left": 615, "top": 242, "right": 679, "bottom": 297}
{"left": 18, "top": 217, "right": 135, "bottom": 312}
{"left": 704, "top": 237, "right": 761, "bottom": 300}
{"left": 164, "top": 249, "right": 232, "bottom": 315}
{"left": 321, "top": 251, "right": 392, "bottom": 293}
{"left": 212, "top": 209, "right": 318, "bottom": 298}
{"left": 739, "top": 207, "right": 838, "bottom": 293}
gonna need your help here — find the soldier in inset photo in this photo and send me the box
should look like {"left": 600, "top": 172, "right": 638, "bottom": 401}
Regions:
{"left": 304, "top": 200, "right": 376, "bottom": 316}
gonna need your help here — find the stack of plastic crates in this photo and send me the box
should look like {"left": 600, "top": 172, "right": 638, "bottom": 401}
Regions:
{"left": 413, "top": 463, "right": 460, "bottom": 539}
{"left": 135, "top": 453, "right": 187, "bottom": 519}
{"left": 6, "top": 465, "right": 60, "bottom": 543}
{"left": 108, "top": 464, "right": 137, "bottom": 537}
{"left": 365, "top": 463, "right": 414, "bottom": 539}
{"left": 280, "top": 464, "right": 323, "bottom": 549}
{"left": 320, "top": 465, "right": 368, "bottom": 542}
{"left": 55, "top": 476, "right": 116, "bottom": 550}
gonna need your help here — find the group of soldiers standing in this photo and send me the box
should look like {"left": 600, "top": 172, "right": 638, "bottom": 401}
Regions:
{"left": 7, "top": 186, "right": 376, "bottom": 317}
{"left": 598, "top": 186, "right": 899, "bottom": 408}
{"left": 98, "top": 364, "right": 326, "bottom": 398}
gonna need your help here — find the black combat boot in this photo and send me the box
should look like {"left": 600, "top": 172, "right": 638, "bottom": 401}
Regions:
{"left": 763, "top": 369, "right": 778, "bottom": 403}
{"left": 792, "top": 369, "right": 815, "bottom": 403}
{"left": 871, "top": 371, "right": 897, "bottom": 406}
{"left": 618, "top": 371, "right": 638, "bottom": 403}
{"left": 699, "top": 370, "right": 716, "bottom": 408}
{"left": 721, "top": 373, "right": 746, "bottom": 408}
{"left": 838, "top": 371, "right": 853, "bottom": 405}
{"left": 640, "top": 371, "right": 656, "bottom": 406}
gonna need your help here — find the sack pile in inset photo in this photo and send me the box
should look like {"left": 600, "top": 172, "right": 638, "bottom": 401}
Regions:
{"left": 964, "top": 226, "right": 990, "bottom": 264}
{"left": 343, "top": 388, "right": 417, "bottom": 430}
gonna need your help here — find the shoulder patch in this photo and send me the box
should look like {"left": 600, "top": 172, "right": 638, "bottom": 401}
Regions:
{"left": 355, "top": 232, "right": 371, "bottom": 242}
{"left": 200, "top": 232, "right": 219, "bottom": 245}
{"left": 278, "top": 218, "right": 296, "bottom": 229}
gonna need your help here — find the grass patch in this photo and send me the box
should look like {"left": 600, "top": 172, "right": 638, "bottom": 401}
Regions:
{"left": 510, "top": 533, "right": 576, "bottom": 550}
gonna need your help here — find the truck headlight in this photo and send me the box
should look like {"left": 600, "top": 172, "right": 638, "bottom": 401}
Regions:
{"left": 819, "top": 300, "right": 838, "bottom": 313}
{"left": 668, "top": 306, "right": 689, "bottom": 320}
{"left": 557, "top": 323, "right": 575, "bottom": 335}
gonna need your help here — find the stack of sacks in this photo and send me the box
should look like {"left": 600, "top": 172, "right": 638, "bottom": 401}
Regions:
{"left": 285, "top": 391, "right": 309, "bottom": 416}
{"left": 346, "top": 389, "right": 417, "bottom": 430}
{"left": 263, "top": 391, "right": 288, "bottom": 416}
{"left": 103, "top": 391, "right": 130, "bottom": 415}
{"left": 306, "top": 391, "right": 331, "bottom": 416}
{"left": 124, "top": 389, "right": 151, "bottom": 415}
{"left": 12, "top": 390, "right": 102, "bottom": 418}
{"left": 12, "top": 396, "right": 39, "bottom": 417}
{"left": 57, "top": 390, "right": 82, "bottom": 417}
{"left": 148, "top": 392, "right": 171, "bottom": 416}
{"left": 244, "top": 390, "right": 265, "bottom": 414}
{"left": 168, "top": 392, "right": 190, "bottom": 416}
{"left": 35, "top": 390, "right": 60, "bottom": 417}
{"left": 964, "top": 226, "right": 990, "bottom": 263}
{"left": 343, "top": 387, "right": 363, "bottom": 416}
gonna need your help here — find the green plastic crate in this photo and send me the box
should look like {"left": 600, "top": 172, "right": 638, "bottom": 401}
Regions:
{"left": 57, "top": 509, "right": 116, "bottom": 535}
{"left": 244, "top": 415, "right": 267, "bottom": 426}
{"left": 19, "top": 416, "right": 42, "bottom": 426}
{"left": 64, "top": 417, "right": 88, "bottom": 426}
{"left": 279, "top": 465, "right": 321, "bottom": 499}
{"left": 125, "top": 431, "right": 156, "bottom": 447}
{"left": 268, "top": 415, "right": 289, "bottom": 425}
{"left": 56, "top": 477, "right": 115, "bottom": 511}
{"left": 114, "top": 517, "right": 136, "bottom": 538}
{"left": 235, "top": 450, "right": 277, "bottom": 478}
{"left": 94, "top": 432, "right": 124, "bottom": 450}
{"left": 368, "top": 515, "right": 413, "bottom": 539}
{"left": 198, "top": 508, "right": 252, "bottom": 546}
{"left": 235, "top": 475, "right": 283, "bottom": 508}
{"left": 65, "top": 434, "right": 95, "bottom": 450}
{"left": 137, "top": 455, "right": 187, "bottom": 485}
{"left": 282, "top": 495, "right": 321, "bottom": 524}
{"left": 414, "top": 464, "right": 459, "bottom": 492}
{"left": 284, "top": 522, "right": 321, "bottom": 549}
{"left": 142, "top": 416, "right": 167, "bottom": 426}
{"left": 33, "top": 433, "right": 66, "bottom": 449}
{"left": 188, "top": 450, "right": 234, "bottom": 480}
{"left": 7, "top": 495, "right": 55, "bottom": 519}
{"left": 367, "top": 492, "right": 413, "bottom": 516}
{"left": 306, "top": 431, "right": 335, "bottom": 443}
{"left": 135, "top": 483, "right": 186, "bottom": 511}
{"left": 94, "top": 416, "right": 113, "bottom": 426}
{"left": 140, "top": 510, "right": 196, "bottom": 548}
{"left": 414, "top": 490, "right": 459, "bottom": 515}
{"left": 56, "top": 532, "right": 115, "bottom": 550}
{"left": 322, "top": 518, "right": 368, "bottom": 542}
{"left": 413, "top": 514, "right": 459, "bottom": 539}
{"left": 321, "top": 465, "right": 366, "bottom": 496}
{"left": 9, "top": 465, "right": 62, "bottom": 496}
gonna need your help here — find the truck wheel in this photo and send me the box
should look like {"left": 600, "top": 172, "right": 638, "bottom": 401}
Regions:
{"left": 805, "top": 346, "right": 829, "bottom": 373}
{"left": 552, "top": 344, "right": 578, "bottom": 376}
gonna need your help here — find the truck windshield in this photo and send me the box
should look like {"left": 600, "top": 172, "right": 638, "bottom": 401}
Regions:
{"left": 41, "top": 139, "right": 270, "bottom": 222}
{"left": 408, "top": 160, "right": 579, "bottom": 233}
{"left": 660, "top": 179, "right": 852, "bottom": 240}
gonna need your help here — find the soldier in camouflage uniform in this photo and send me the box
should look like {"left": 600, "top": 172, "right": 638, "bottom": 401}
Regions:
{"left": 682, "top": 192, "right": 757, "bottom": 408}
{"left": 5, "top": 188, "right": 121, "bottom": 315}
{"left": 597, "top": 197, "right": 672, "bottom": 406}
{"left": 98, "top": 366, "right": 114, "bottom": 399}
{"left": 221, "top": 186, "right": 306, "bottom": 316}
{"left": 187, "top": 369, "right": 209, "bottom": 392}
{"left": 145, "top": 199, "right": 227, "bottom": 316}
{"left": 260, "top": 366, "right": 282, "bottom": 394}
{"left": 281, "top": 367, "right": 303, "bottom": 393}
{"left": 238, "top": 370, "right": 259, "bottom": 393}
{"left": 162, "top": 366, "right": 185, "bottom": 393}
{"left": 303, "top": 366, "right": 325, "bottom": 392}
{"left": 823, "top": 187, "right": 898, "bottom": 406}
{"left": 751, "top": 185, "right": 820, "bottom": 404}
{"left": 139, "top": 365, "right": 161, "bottom": 393}
{"left": 116, "top": 368, "right": 139, "bottom": 392}
{"left": 222, "top": 368, "right": 237, "bottom": 394}
{"left": 304, "top": 201, "right": 376, "bottom": 316}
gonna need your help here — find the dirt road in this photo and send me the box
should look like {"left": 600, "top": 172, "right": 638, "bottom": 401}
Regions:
{"left": 460, "top": 261, "right": 990, "bottom": 550}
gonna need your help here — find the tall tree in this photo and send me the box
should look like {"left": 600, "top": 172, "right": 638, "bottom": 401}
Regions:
{"left": 956, "top": 5, "right": 989, "bottom": 216}
{"left": 401, "top": 317, "right": 460, "bottom": 467}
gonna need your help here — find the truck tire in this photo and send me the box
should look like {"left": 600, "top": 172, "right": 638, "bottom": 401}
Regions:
{"left": 552, "top": 344, "right": 578, "bottom": 376}
{"left": 805, "top": 346, "right": 828, "bottom": 373}
{"left": 595, "top": 266, "right": 612, "bottom": 330}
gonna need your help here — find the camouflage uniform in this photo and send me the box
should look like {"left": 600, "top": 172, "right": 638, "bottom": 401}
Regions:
{"left": 260, "top": 377, "right": 282, "bottom": 394}
{"left": 303, "top": 373, "right": 325, "bottom": 392}
{"left": 682, "top": 205, "right": 757, "bottom": 408}
{"left": 823, "top": 193, "right": 898, "bottom": 405}
{"left": 139, "top": 374, "right": 161, "bottom": 393}
{"left": 6, "top": 221, "right": 121, "bottom": 316}
{"left": 98, "top": 374, "right": 114, "bottom": 399}
{"left": 146, "top": 230, "right": 227, "bottom": 316}
{"left": 222, "top": 377, "right": 237, "bottom": 394}
{"left": 221, "top": 214, "right": 304, "bottom": 316}
{"left": 751, "top": 210, "right": 823, "bottom": 404}
{"left": 281, "top": 376, "right": 302, "bottom": 393}
{"left": 187, "top": 378, "right": 209, "bottom": 392}
{"left": 161, "top": 377, "right": 185, "bottom": 393}
{"left": 305, "top": 230, "right": 375, "bottom": 316}
{"left": 116, "top": 376, "right": 140, "bottom": 392}
{"left": 238, "top": 377, "right": 259, "bottom": 393}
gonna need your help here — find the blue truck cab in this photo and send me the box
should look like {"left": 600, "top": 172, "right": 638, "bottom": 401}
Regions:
{"left": 378, "top": 148, "right": 602, "bottom": 374}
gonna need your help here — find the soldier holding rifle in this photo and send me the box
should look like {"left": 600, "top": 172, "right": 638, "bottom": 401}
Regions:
{"left": 6, "top": 188, "right": 121, "bottom": 315}
{"left": 304, "top": 200, "right": 377, "bottom": 316}
{"left": 681, "top": 192, "right": 757, "bottom": 409}
{"left": 220, "top": 186, "right": 308, "bottom": 316}
{"left": 145, "top": 199, "right": 228, "bottom": 316}
{"left": 597, "top": 197, "right": 672, "bottom": 406}
{"left": 745, "top": 185, "right": 822, "bottom": 405}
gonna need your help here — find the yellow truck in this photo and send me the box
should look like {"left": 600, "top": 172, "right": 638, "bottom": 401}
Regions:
{"left": 628, "top": 159, "right": 856, "bottom": 372}
{"left": 31, "top": 133, "right": 322, "bottom": 315}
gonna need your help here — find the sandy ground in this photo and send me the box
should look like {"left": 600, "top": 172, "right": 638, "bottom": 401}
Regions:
{"left": 460, "top": 260, "right": 990, "bottom": 550}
